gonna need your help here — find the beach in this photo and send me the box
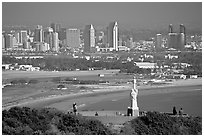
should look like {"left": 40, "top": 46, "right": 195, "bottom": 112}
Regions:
{"left": 3, "top": 78, "right": 201, "bottom": 116}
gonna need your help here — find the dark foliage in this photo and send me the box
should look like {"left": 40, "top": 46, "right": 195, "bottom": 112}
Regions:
{"left": 28, "top": 79, "right": 38, "bottom": 84}
{"left": 10, "top": 79, "right": 27, "bottom": 85}
{"left": 121, "top": 111, "right": 202, "bottom": 135}
{"left": 2, "top": 107, "right": 112, "bottom": 135}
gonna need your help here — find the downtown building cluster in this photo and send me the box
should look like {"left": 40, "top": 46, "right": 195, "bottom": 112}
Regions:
{"left": 2, "top": 21, "right": 120, "bottom": 53}
{"left": 2, "top": 22, "right": 201, "bottom": 53}
{"left": 155, "top": 24, "right": 187, "bottom": 51}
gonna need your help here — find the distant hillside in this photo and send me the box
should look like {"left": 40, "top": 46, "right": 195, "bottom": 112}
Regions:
{"left": 2, "top": 107, "right": 202, "bottom": 135}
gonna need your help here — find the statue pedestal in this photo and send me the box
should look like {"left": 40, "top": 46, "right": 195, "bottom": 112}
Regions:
{"left": 127, "top": 107, "right": 139, "bottom": 117}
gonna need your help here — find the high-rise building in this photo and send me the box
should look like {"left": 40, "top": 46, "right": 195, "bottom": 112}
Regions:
{"left": 20, "top": 30, "right": 28, "bottom": 44}
{"left": 52, "top": 32, "right": 59, "bottom": 52}
{"left": 14, "top": 32, "right": 20, "bottom": 43}
{"left": 168, "top": 33, "right": 178, "bottom": 49}
{"left": 34, "top": 25, "right": 44, "bottom": 42}
{"left": 107, "top": 21, "right": 118, "bottom": 51}
{"left": 177, "top": 33, "right": 185, "bottom": 50}
{"left": 156, "top": 34, "right": 162, "bottom": 50}
{"left": 51, "top": 23, "right": 61, "bottom": 33}
{"left": 44, "top": 27, "right": 53, "bottom": 49}
{"left": 59, "top": 28, "right": 66, "bottom": 41}
{"left": 169, "top": 24, "right": 173, "bottom": 33}
{"left": 179, "top": 24, "right": 186, "bottom": 45}
{"left": 2, "top": 34, "right": 5, "bottom": 49}
{"left": 66, "top": 28, "right": 80, "bottom": 48}
{"left": 84, "top": 24, "right": 95, "bottom": 53}
{"left": 5, "top": 34, "right": 14, "bottom": 49}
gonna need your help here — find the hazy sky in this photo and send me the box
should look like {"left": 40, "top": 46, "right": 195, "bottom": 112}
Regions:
{"left": 2, "top": 2, "right": 202, "bottom": 30}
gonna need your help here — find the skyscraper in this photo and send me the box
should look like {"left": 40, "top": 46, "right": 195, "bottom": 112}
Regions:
{"left": 20, "top": 30, "right": 28, "bottom": 44}
{"left": 179, "top": 24, "right": 186, "bottom": 45}
{"left": 2, "top": 34, "right": 5, "bottom": 49}
{"left": 107, "top": 21, "right": 118, "bottom": 51}
{"left": 169, "top": 24, "right": 173, "bottom": 33}
{"left": 44, "top": 27, "right": 53, "bottom": 49}
{"left": 66, "top": 28, "right": 80, "bottom": 48}
{"left": 59, "top": 28, "right": 66, "bottom": 41}
{"left": 52, "top": 32, "right": 59, "bottom": 52}
{"left": 177, "top": 33, "right": 185, "bottom": 50}
{"left": 168, "top": 33, "right": 178, "bottom": 49}
{"left": 51, "top": 23, "right": 61, "bottom": 33}
{"left": 34, "top": 25, "right": 44, "bottom": 42}
{"left": 5, "top": 34, "right": 14, "bottom": 49}
{"left": 156, "top": 34, "right": 162, "bottom": 50}
{"left": 84, "top": 24, "right": 95, "bottom": 53}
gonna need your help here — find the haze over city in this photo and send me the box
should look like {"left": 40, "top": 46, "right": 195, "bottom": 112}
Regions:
{"left": 2, "top": 2, "right": 202, "bottom": 31}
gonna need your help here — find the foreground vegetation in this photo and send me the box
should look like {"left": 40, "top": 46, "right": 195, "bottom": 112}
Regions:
{"left": 2, "top": 107, "right": 202, "bottom": 135}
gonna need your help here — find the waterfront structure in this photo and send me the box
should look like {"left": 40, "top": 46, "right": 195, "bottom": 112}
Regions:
{"left": 34, "top": 25, "right": 44, "bottom": 42}
{"left": 66, "top": 28, "right": 80, "bottom": 48}
{"left": 107, "top": 21, "right": 118, "bottom": 51}
{"left": 84, "top": 24, "right": 95, "bottom": 53}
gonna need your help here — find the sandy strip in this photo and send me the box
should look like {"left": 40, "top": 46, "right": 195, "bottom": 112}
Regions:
{"left": 2, "top": 78, "right": 202, "bottom": 110}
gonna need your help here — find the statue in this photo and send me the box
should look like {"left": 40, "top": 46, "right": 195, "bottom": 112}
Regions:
{"left": 130, "top": 77, "right": 138, "bottom": 109}
{"left": 128, "top": 76, "right": 139, "bottom": 116}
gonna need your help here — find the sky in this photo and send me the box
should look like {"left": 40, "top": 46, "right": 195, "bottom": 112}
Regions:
{"left": 2, "top": 2, "right": 202, "bottom": 30}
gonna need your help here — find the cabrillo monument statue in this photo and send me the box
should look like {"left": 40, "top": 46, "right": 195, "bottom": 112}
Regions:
{"left": 127, "top": 76, "right": 139, "bottom": 116}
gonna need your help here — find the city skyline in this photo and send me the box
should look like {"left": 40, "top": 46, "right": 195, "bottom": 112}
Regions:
{"left": 2, "top": 2, "right": 202, "bottom": 31}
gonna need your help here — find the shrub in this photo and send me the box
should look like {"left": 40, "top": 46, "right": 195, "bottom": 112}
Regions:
{"left": 28, "top": 79, "right": 38, "bottom": 84}
{"left": 122, "top": 111, "right": 202, "bottom": 135}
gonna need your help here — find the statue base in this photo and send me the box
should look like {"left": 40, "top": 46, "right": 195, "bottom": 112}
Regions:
{"left": 127, "top": 107, "right": 139, "bottom": 117}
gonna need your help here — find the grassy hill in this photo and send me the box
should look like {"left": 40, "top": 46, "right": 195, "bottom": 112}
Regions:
{"left": 2, "top": 107, "right": 202, "bottom": 135}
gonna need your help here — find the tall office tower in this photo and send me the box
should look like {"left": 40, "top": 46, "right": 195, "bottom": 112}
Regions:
{"left": 34, "top": 25, "right": 44, "bottom": 42}
{"left": 96, "top": 31, "right": 104, "bottom": 43}
{"left": 44, "top": 27, "right": 53, "bottom": 49}
{"left": 107, "top": 21, "right": 118, "bottom": 51}
{"left": 168, "top": 33, "right": 178, "bottom": 49}
{"left": 180, "top": 24, "right": 186, "bottom": 45}
{"left": 169, "top": 24, "right": 173, "bottom": 33}
{"left": 52, "top": 32, "right": 59, "bottom": 52}
{"left": 14, "top": 32, "right": 20, "bottom": 43}
{"left": 5, "top": 34, "right": 14, "bottom": 49}
{"left": 19, "top": 30, "right": 28, "bottom": 44}
{"left": 59, "top": 28, "right": 66, "bottom": 41}
{"left": 20, "top": 30, "right": 28, "bottom": 48}
{"left": 177, "top": 33, "right": 185, "bottom": 50}
{"left": 156, "top": 34, "right": 162, "bottom": 50}
{"left": 2, "top": 34, "right": 5, "bottom": 49}
{"left": 51, "top": 23, "right": 61, "bottom": 32}
{"left": 119, "top": 37, "right": 122, "bottom": 46}
{"left": 66, "top": 28, "right": 80, "bottom": 48}
{"left": 84, "top": 24, "right": 95, "bottom": 53}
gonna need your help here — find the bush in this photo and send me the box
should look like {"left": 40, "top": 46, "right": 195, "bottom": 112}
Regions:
{"left": 122, "top": 111, "right": 202, "bottom": 135}
{"left": 52, "top": 77, "right": 61, "bottom": 83}
{"left": 2, "top": 107, "right": 112, "bottom": 135}
{"left": 28, "top": 79, "right": 38, "bottom": 84}
{"left": 10, "top": 79, "right": 27, "bottom": 85}
{"left": 57, "top": 84, "right": 65, "bottom": 89}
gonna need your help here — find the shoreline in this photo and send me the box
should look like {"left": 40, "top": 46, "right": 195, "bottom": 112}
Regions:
{"left": 2, "top": 78, "right": 202, "bottom": 110}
